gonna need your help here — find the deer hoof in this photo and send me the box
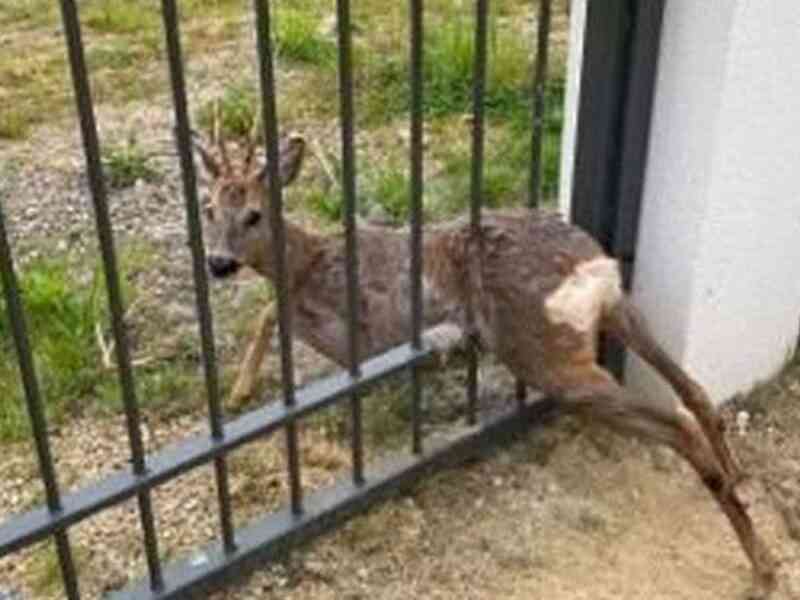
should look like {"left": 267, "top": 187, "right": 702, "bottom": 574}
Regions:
{"left": 748, "top": 572, "right": 777, "bottom": 600}
{"left": 748, "top": 552, "right": 778, "bottom": 600}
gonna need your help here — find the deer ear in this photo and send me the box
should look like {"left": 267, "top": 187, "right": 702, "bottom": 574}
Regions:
{"left": 259, "top": 134, "right": 306, "bottom": 187}
{"left": 190, "top": 130, "right": 221, "bottom": 178}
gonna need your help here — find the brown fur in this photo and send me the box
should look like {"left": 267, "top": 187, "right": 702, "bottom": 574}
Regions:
{"left": 194, "top": 133, "right": 776, "bottom": 596}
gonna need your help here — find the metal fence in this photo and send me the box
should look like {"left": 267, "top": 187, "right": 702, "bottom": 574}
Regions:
{"left": 0, "top": 0, "right": 662, "bottom": 597}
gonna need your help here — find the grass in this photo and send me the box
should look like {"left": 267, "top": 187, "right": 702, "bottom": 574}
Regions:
{"left": 195, "top": 80, "right": 259, "bottom": 140}
{"left": 361, "top": 15, "right": 533, "bottom": 126}
{"left": 102, "top": 136, "right": 161, "bottom": 189}
{"left": 274, "top": 8, "right": 337, "bottom": 67}
{"left": 0, "top": 256, "right": 106, "bottom": 442}
{"left": 361, "top": 166, "right": 412, "bottom": 224}
{"left": 0, "top": 0, "right": 245, "bottom": 141}
{"left": 0, "top": 242, "right": 206, "bottom": 442}
{"left": 27, "top": 540, "right": 90, "bottom": 598}
{"left": 0, "top": 0, "right": 58, "bottom": 29}
{"left": 83, "top": 0, "right": 160, "bottom": 35}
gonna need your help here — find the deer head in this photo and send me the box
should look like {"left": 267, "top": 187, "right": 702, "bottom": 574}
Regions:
{"left": 193, "top": 132, "right": 306, "bottom": 279}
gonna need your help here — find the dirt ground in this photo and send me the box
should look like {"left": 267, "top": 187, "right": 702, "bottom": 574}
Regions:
{"left": 202, "top": 363, "right": 800, "bottom": 600}
{"left": 2, "top": 359, "right": 800, "bottom": 600}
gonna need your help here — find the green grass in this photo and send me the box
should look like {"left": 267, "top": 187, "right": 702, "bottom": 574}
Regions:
{"left": 102, "top": 136, "right": 161, "bottom": 189}
{"left": 0, "top": 0, "right": 58, "bottom": 29}
{"left": 362, "top": 15, "right": 533, "bottom": 125}
{"left": 362, "top": 166, "right": 412, "bottom": 224}
{"left": 274, "top": 8, "right": 337, "bottom": 67}
{"left": 196, "top": 80, "right": 259, "bottom": 141}
{"left": 0, "top": 243, "right": 183, "bottom": 442}
{"left": 0, "top": 109, "right": 32, "bottom": 140}
{"left": 27, "top": 541, "right": 90, "bottom": 597}
{"left": 83, "top": 0, "right": 160, "bottom": 35}
{"left": 0, "top": 257, "right": 107, "bottom": 441}
{"left": 426, "top": 84, "right": 565, "bottom": 216}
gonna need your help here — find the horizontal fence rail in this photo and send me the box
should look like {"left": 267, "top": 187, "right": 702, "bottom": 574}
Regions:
{"left": 0, "top": 344, "right": 429, "bottom": 557}
{"left": 0, "top": 0, "right": 563, "bottom": 597}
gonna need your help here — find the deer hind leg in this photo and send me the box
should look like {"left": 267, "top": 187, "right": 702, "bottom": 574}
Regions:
{"left": 228, "top": 301, "right": 276, "bottom": 410}
{"left": 603, "top": 297, "right": 743, "bottom": 482}
{"left": 556, "top": 366, "right": 776, "bottom": 597}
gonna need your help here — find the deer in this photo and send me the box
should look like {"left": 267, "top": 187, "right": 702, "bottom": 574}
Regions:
{"left": 192, "top": 131, "right": 777, "bottom": 597}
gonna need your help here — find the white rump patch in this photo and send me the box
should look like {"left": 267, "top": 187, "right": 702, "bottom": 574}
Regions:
{"left": 544, "top": 257, "right": 622, "bottom": 332}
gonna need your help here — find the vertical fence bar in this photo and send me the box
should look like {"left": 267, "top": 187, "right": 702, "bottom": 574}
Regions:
{"left": 516, "top": 0, "right": 552, "bottom": 408}
{"left": 335, "top": 0, "right": 365, "bottom": 485}
{"left": 253, "top": 0, "right": 303, "bottom": 515}
{"left": 466, "top": 0, "right": 489, "bottom": 426}
{"left": 160, "top": 0, "right": 236, "bottom": 554}
{"left": 0, "top": 204, "right": 80, "bottom": 599}
{"left": 57, "top": 0, "right": 164, "bottom": 589}
{"left": 409, "top": 0, "right": 425, "bottom": 454}
{"left": 528, "top": 0, "right": 552, "bottom": 208}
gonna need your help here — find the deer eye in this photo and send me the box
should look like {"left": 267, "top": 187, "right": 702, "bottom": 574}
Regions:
{"left": 243, "top": 209, "right": 262, "bottom": 227}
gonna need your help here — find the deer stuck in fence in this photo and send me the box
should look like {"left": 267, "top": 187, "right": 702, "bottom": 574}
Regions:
{"left": 192, "top": 131, "right": 777, "bottom": 597}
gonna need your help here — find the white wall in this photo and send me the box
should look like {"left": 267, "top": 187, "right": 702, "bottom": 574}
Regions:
{"left": 557, "top": 0, "right": 586, "bottom": 215}
{"left": 561, "top": 0, "right": 800, "bottom": 404}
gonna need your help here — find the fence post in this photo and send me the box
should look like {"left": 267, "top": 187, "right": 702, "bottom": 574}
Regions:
{"left": 568, "top": 0, "right": 666, "bottom": 378}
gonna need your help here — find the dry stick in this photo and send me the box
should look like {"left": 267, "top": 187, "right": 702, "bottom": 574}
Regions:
{"left": 95, "top": 298, "right": 154, "bottom": 370}
{"left": 309, "top": 136, "right": 339, "bottom": 191}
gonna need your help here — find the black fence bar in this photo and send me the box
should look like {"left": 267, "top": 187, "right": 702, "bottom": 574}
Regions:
{"left": 466, "top": 0, "right": 489, "bottom": 427}
{"left": 528, "top": 0, "right": 552, "bottom": 209}
{"left": 252, "top": 0, "right": 303, "bottom": 516}
{"left": 570, "top": 0, "right": 665, "bottom": 378}
{"left": 0, "top": 344, "right": 429, "bottom": 558}
{"left": 408, "top": 0, "right": 425, "bottom": 454}
{"left": 160, "top": 0, "right": 236, "bottom": 554}
{"left": 335, "top": 0, "right": 365, "bottom": 485}
{"left": 0, "top": 201, "right": 81, "bottom": 600}
{"left": 516, "top": 0, "right": 553, "bottom": 409}
{"left": 111, "top": 398, "right": 558, "bottom": 599}
{"left": 57, "top": 0, "right": 164, "bottom": 590}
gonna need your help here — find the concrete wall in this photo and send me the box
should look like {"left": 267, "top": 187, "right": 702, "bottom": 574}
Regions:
{"left": 561, "top": 0, "right": 800, "bottom": 404}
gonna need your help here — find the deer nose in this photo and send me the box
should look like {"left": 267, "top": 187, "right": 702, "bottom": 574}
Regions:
{"left": 208, "top": 255, "right": 241, "bottom": 278}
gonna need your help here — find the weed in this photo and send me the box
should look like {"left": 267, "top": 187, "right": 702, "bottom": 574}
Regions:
{"left": 27, "top": 541, "right": 85, "bottom": 597}
{"left": 275, "top": 8, "right": 336, "bottom": 67}
{"left": 0, "top": 108, "right": 32, "bottom": 140}
{"left": 362, "top": 166, "right": 410, "bottom": 224}
{"left": 305, "top": 189, "right": 343, "bottom": 222}
{"left": 102, "top": 136, "right": 160, "bottom": 189}
{"left": 195, "top": 81, "right": 259, "bottom": 140}
{"left": 0, "top": 244, "right": 159, "bottom": 441}
{"left": 0, "top": 257, "right": 103, "bottom": 441}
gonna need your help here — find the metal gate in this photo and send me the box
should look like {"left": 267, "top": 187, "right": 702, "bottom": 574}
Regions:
{"left": 0, "top": 1, "right": 663, "bottom": 597}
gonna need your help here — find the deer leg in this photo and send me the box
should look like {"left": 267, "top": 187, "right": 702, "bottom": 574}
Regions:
{"left": 603, "top": 298, "right": 743, "bottom": 481}
{"left": 229, "top": 302, "right": 276, "bottom": 410}
{"left": 557, "top": 366, "right": 776, "bottom": 597}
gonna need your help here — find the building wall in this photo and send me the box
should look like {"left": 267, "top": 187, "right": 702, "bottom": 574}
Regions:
{"left": 561, "top": 0, "right": 800, "bottom": 404}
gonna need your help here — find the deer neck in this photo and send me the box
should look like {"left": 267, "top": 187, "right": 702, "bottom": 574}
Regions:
{"left": 255, "top": 218, "right": 325, "bottom": 290}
